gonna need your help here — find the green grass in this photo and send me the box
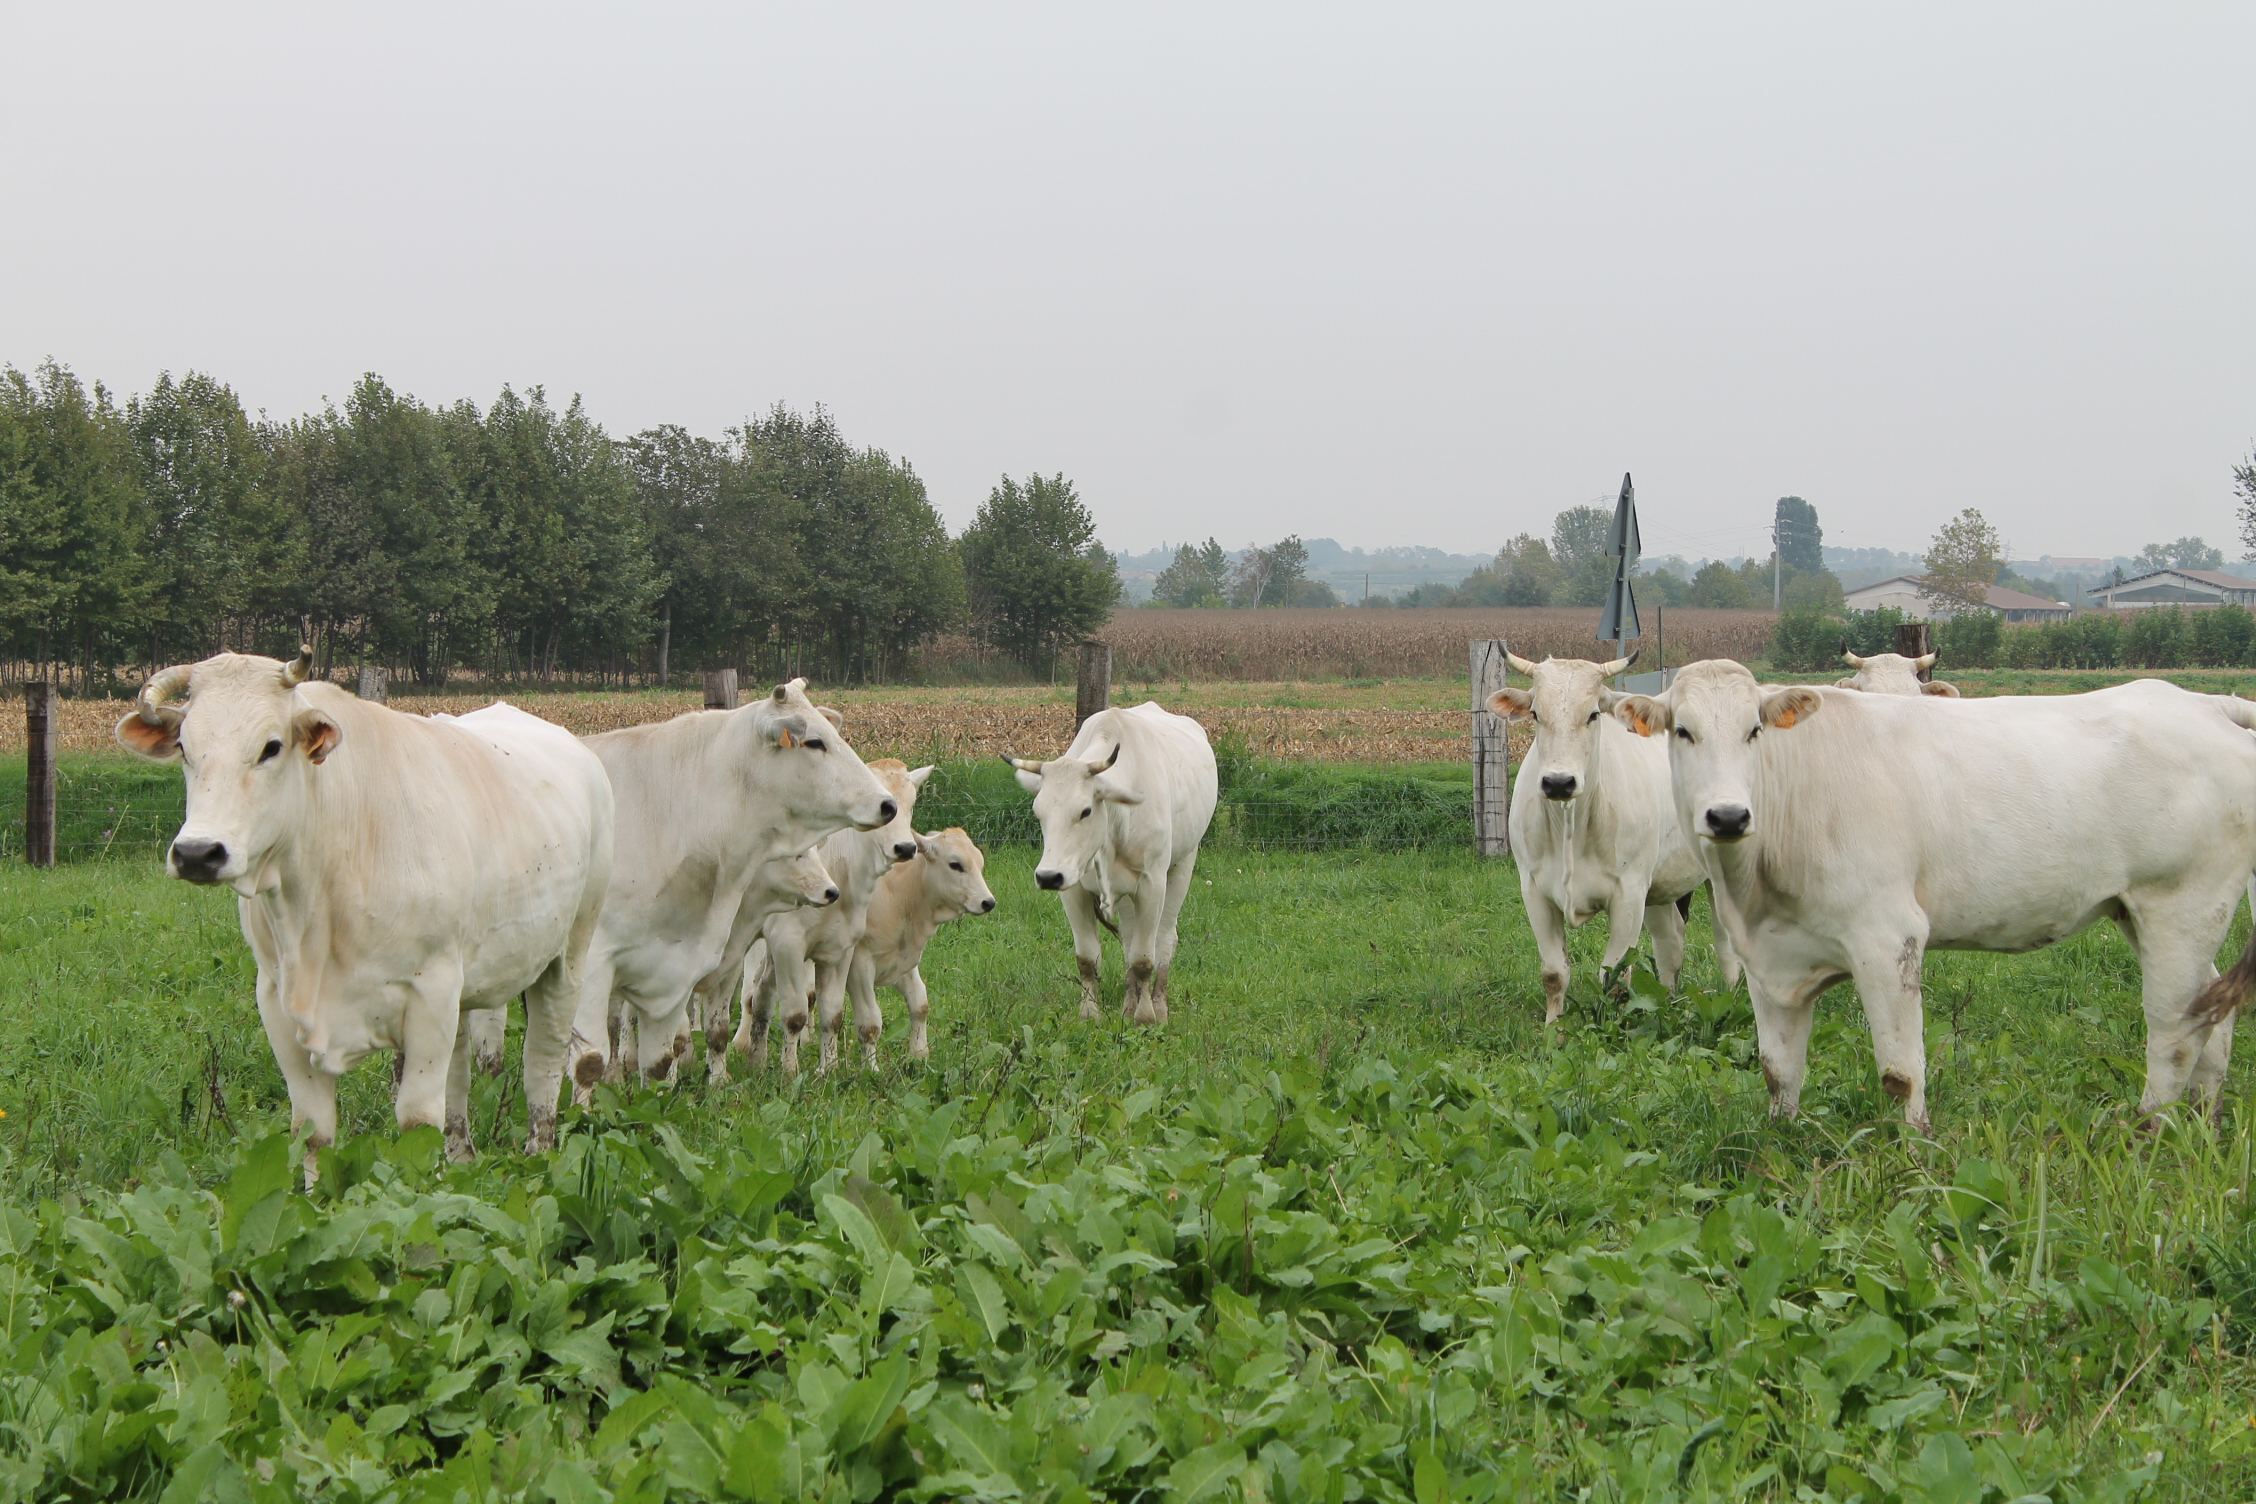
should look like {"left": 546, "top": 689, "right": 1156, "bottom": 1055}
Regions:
{"left": 1, "top": 850, "right": 2253, "bottom": 1500}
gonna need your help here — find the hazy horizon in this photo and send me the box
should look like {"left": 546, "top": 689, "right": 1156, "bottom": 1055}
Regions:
{"left": 6, "top": 5, "right": 2251, "bottom": 564}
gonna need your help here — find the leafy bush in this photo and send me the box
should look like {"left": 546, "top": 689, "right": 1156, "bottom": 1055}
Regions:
{"left": 1934, "top": 611, "right": 2002, "bottom": 669}
{"left": 1766, "top": 608, "right": 1844, "bottom": 672}
{"left": 2124, "top": 607, "right": 2188, "bottom": 669}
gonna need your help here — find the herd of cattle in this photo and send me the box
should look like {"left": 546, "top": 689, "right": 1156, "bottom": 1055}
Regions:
{"left": 117, "top": 649, "right": 1217, "bottom": 1173}
{"left": 115, "top": 641, "right": 2255, "bottom": 1172}
{"left": 1495, "top": 646, "right": 2256, "bottom": 1132}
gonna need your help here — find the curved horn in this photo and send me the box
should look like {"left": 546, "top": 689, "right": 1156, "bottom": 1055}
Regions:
{"left": 1841, "top": 649, "right": 1867, "bottom": 669}
{"left": 1598, "top": 649, "right": 1638, "bottom": 675}
{"left": 136, "top": 663, "right": 194, "bottom": 725}
{"left": 1099, "top": 743, "right": 1121, "bottom": 771}
{"left": 1504, "top": 644, "right": 1538, "bottom": 677}
{"left": 999, "top": 752, "right": 1044, "bottom": 774}
{"left": 280, "top": 645, "right": 314, "bottom": 687}
{"left": 1913, "top": 652, "right": 1937, "bottom": 670}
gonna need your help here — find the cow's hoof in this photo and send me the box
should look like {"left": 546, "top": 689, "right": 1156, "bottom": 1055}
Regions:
{"left": 474, "top": 1049, "right": 505, "bottom": 1078}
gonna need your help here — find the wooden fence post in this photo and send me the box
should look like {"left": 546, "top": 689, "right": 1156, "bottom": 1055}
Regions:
{"left": 25, "top": 681, "right": 56, "bottom": 868}
{"left": 1470, "top": 640, "right": 1510, "bottom": 857}
{"left": 1894, "top": 622, "right": 1934, "bottom": 681}
{"left": 1075, "top": 641, "right": 1111, "bottom": 730}
{"left": 357, "top": 666, "right": 388, "bottom": 703}
{"left": 703, "top": 669, "right": 739, "bottom": 710}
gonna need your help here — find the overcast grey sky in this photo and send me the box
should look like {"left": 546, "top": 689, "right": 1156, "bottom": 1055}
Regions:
{"left": 5, "top": 5, "right": 2252, "bottom": 563}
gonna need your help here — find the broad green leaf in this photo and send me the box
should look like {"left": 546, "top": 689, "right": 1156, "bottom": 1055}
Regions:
{"left": 828, "top": 1345, "right": 912, "bottom": 1455}
{"left": 1165, "top": 1440, "right": 1247, "bottom": 1504}
{"left": 959, "top": 1261, "right": 1011, "bottom": 1342}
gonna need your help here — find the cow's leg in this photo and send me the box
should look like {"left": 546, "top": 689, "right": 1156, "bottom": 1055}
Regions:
{"left": 1599, "top": 881, "right": 1651, "bottom": 984}
{"left": 903, "top": 966, "right": 933, "bottom": 1060}
{"left": 635, "top": 998, "right": 691, "bottom": 1085}
{"left": 396, "top": 959, "right": 466, "bottom": 1142}
{"left": 566, "top": 954, "right": 617, "bottom": 1109}
{"left": 1841, "top": 930, "right": 1931, "bottom": 1132}
{"left": 252, "top": 964, "right": 339, "bottom": 1189}
{"left": 1748, "top": 975, "right": 1820, "bottom": 1120}
{"left": 520, "top": 956, "right": 577, "bottom": 1153}
{"left": 467, "top": 1007, "right": 507, "bottom": 1077}
{"left": 1523, "top": 883, "right": 1573, "bottom": 1026}
{"left": 2190, "top": 1006, "right": 2238, "bottom": 1120}
{"left": 847, "top": 949, "right": 886, "bottom": 1070}
{"left": 1117, "top": 886, "right": 1167, "bottom": 1026}
{"left": 730, "top": 944, "right": 774, "bottom": 1071}
{"left": 703, "top": 971, "right": 738, "bottom": 1083}
{"left": 768, "top": 933, "right": 817, "bottom": 1077}
{"left": 443, "top": 1008, "right": 479, "bottom": 1162}
{"left": 1645, "top": 897, "right": 1687, "bottom": 992}
{"left": 2124, "top": 901, "right": 2231, "bottom": 1116}
{"left": 1150, "top": 857, "right": 1198, "bottom": 1024}
{"left": 602, "top": 994, "right": 631, "bottom": 1088}
{"left": 1712, "top": 905, "right": 1744, "bottom": 992}
{"left": 814, "top": 957, "right": 853, "bottom": 1075}
{"left": 1059, "top": 886, "right": 1107, "bottom": 1020}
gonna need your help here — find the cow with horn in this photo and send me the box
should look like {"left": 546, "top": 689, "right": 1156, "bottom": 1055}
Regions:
{"left": 1005, "top": 701, "right": 1217, "bottom": 1024}
{"left": 1485, "top": 647, "right": 1738, "bottom": 1024}
{"left": 1836, "top": 646, "right": 1961, "bottom": 697}
{"left": 117, "top": 648, "right": 614, "bottom": 1179}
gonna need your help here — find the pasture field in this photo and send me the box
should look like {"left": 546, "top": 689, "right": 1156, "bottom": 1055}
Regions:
{"left": 2, "top": 840, "right": 2255, "bottom": 1500}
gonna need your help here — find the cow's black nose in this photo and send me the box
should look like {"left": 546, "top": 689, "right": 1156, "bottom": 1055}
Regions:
{"left": 821, "top": 886, "right": 840, "bottom": 904}
{"left": 893, "top": 841, "right": 917, "bottom": 861}
{"left": 979, "top": 897, "right": 996, "bottom": 913}
{"left": 1540, "top": 773, "right": 1577, "bottom": 801}
{"left": 876, "top": 798, "right": 898, "bottom": 823}
{"left": 171, "top": 837, "right": 227, "bottom": 882}
{"left": 1035, "top": 869, "right": 1065, "bottom": 891}
{"left": 1705, "top": 804, "right": 1752, "bottom": 841}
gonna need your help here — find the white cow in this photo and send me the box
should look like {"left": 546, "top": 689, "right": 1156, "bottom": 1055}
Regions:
{"left": 117, "top": 649, "right": 613, "bottom": 1171}
{"left": 1836, "top": 650, "right": 1960, "bottom": 697}
{"left": 1486, "top": 651, "right": 1739, "bottom": 1024}
{"left": 733, "top": 759, "right": 929, "bottom": 1076}
{"left": 845, "top": 826, "right": 998, "bottom": 1065}
{"left": 1007, "top": 702, "right": 1218, "bottom": 1024}
{"left": 1614, "top": 659, "right": 2256, "bottom": 1129}
{"left": 567, "top": 679, "right": 899, "bottom": 1094}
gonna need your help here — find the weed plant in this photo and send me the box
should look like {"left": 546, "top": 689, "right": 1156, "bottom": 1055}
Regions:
{"left": 0, "top": 852, "right": 2251, "bottom": 1499}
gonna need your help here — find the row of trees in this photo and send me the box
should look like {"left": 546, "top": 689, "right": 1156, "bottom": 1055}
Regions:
{"left": 1147, "top": 535, "right": 1339, "bottom": 608}
{"left": 0, "top": 362, "right": 1119, "bottom": 691}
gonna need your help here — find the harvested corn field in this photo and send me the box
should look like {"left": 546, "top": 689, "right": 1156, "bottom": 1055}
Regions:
{"left": 1096, "top": 606, "right": 1777, "bottom": 680}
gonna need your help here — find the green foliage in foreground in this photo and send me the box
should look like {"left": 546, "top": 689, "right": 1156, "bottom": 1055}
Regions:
{"left": 2, "top": 853, "right": 2255, "bottom": 1500}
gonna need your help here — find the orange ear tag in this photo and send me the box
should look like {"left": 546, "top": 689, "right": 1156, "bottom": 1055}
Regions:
{"left": 1773, "top": 709, "right": 1797, "bottom": 730}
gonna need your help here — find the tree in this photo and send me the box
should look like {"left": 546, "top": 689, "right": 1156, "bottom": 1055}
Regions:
{"left": 1151, "top": 539, "right": 1228, "bottom": 607}
{"left": 1685, "top": 560, "right": 1757, "bottom": 609}
{"left": 1229, "top": 534, "right": 1330, "bottom": 607}
{"left": 960, "top": 472, "right": 1116, "bottom": 672}
{"left": 1775, "top": 496, "right": 1823, "bottom": 573}
{"left": 2135, "top": 536, "right": 2224, "bottom": 573}
{"left": 2237, "top": 445, "right": 2256, "bottom": 560}
{"left": 1919, "top": 508, "right": 2003, "bottom": 615}
{"left": 1493, "top": 534, "right": 1559, "bottom": 606}
{"left": 1549, "top": 505, "right": 1616, "bottom": 607}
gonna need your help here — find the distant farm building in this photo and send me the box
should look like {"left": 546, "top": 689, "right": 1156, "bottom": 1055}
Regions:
{"left": 1841, "top": 575, "right": 2072, "bottom": 623}
{"left": 2085, "top": 568, "right": 2256, "bottom": 611}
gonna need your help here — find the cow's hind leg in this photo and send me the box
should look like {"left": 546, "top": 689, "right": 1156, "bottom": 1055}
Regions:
{"left": 566, "top": 954, "right": 617, "bottom": 1109}
{"left": 1059, "top": 886, "right": 1107, "bottom": 1020}
{"left": 443, "top": 1009, "right": 479, "bottom": 1162}
{"left": 1150, "top": 856, "right": 1197, "bottom": 1024}
{"left": 1646, "top": 894, "right": 1688, "bottom": 992}
{"left": 467, "top": 1007, "right": 507, "bottom": 1077}
{"left": 522, "top": 956, "right": 581, "bottom": 1153}
{"left": 730, "top": 944, "right": 776, "bottom": 1071}
{"left": 2122, "top": 895, "right": 2233, "bottom": 1117}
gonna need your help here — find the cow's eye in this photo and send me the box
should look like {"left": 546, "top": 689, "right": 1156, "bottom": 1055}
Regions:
{"left": 258, "top": 739, "right": 283, "bottom": 764}
{"left": 1079, "top": 807, "right": 1092, "bottom": 820}
{"left": 1675, "top": 726, "right": 1694, "bottom": 743}
{"left": 949, "top": 861, "right": 965, "bottom": 872}
{"left": 803, "top": 737, "right": 826, "bottom": 751}
{"left": 1527, "top": 710, "right": 1539, "bottom": 723}
{"left": 1746, "top": 725, "right": 1762, "bottom": 742}
{"left": 1586, "top": 710, "right": 1599, "bottom": 724}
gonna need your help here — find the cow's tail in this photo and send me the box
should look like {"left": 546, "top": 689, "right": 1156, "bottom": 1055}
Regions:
{"left": 2190, "top": 926, "right": 2256, "bottom": 1026}
{"left": 2214, "top": 693, "right": 2256, "bottom": 732}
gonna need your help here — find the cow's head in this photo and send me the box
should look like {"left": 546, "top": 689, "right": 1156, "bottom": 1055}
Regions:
{"left": 1836, "top": 649, "right": 1959, "bottom": 697}
{"left": 767, "top": 847, "right": 841, "bottom": 910}
{"left": 115, "top": 647, "right": 343, "bottom": 891}
{"left": 915, "top": 827, "right": 997, "bottom": 918}
{"left": 864, "top": 759, "right": 936, "bottom": 865}
{"left": 1485, "top": 647, "right": 1634, "bottom": 803}
{"left": 1614, "top": 659, "right": 1821, "bottom": 844}
{"left": 747, "top": 680, "right": 900, "bottom": 847}
{"left": 1005, "top": 743, "right": 1140, "bottom": 891}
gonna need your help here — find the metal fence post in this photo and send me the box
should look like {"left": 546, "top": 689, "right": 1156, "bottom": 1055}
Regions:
{"left": 1470, "top": 640, "right": 1510, "bottom": 857}
{"left": 1075, "top": 641, "right": 1111, "bottom": 730}
{"left": 703, "top": 669, "right": 739, "bottom": 710}
{"left": 357, "top": 665, "right": 388, "bottom": 703}
{"left": 1894, "top": 622, "right": 1934, "bottom": 681}
{"left": 25, "top": 681, "right": 56, "bottom": 868}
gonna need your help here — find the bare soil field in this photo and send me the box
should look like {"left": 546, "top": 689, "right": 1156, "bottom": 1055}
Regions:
{"left": 1095, "top": 605, "right": 1778, "bottom": 680}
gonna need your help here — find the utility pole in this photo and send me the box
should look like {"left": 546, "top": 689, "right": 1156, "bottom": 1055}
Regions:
{"left": 1773, "top": 512, "right": 1782, "bottom": 610}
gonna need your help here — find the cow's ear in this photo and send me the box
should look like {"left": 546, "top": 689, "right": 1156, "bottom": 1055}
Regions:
{"left": 1921, "top": 679, "right": 1961, "bottom": 698}
{"left": 1092, "top": 773, "right": 1145, "bottom": 805}
{"left": 1760, "top": 686, "right": 1823, "bottom": 730}
{"left": 815, "top": 706, "right": 844, "bottom": 728}
{"left": 1833, "top": 678, "right": 1861, "bottom": 690}
{"left": 1012, "top": 767, "right": 1043, "bottom": 794}
{"left": 293, "top": 708, "right": 342, "bottom": 764}
{"left": 766, "top": 715, "right": 810, "bottom": 749}
{"left": 115, "top": 711, "right": 182, "bottom": 762}
{"left": 1613, "top": 695, "right": 1670, "bottom": 737}
{"left": 906, "top": 764, "right": 936, "bottom": 788}
{"left": 1486, "top": 687, "right": 1533, "bottom": 719}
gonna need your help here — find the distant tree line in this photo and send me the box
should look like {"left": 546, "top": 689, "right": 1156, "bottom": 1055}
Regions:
{"left": 1146, "top": 535, "right": 1340, "bottom": 608}
{"left": 0, "top": 361, "right": 1117, "bottom": 692}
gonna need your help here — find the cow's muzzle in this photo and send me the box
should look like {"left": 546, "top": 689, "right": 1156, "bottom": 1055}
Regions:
{"left": 1035, "top": 869, "right": 1066, "bottom": 891}
{"left": 170, "top": 837, "right": 230, "bottom": 884}
{"left": 1539, "top": 773, "right": 1578, "bottom": 801}
{"left": 892, "top": 840, "right": 917, "bottom": 862}
{"left": 1703, "top": 804, "right": 1752, "bottom": 842}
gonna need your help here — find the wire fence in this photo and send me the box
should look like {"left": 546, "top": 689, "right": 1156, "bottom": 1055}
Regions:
{"left": 0, "top": 756, "right": 1490, "bottom": 864}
